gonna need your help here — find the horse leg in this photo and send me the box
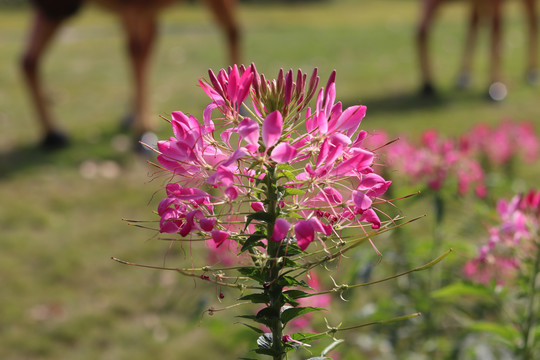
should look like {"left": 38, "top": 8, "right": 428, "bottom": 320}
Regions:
{"left": 456, "top": 1, "right": 481, "bottom": 89}
{"left": 201, "top": 0, "right": 241, "bottom": 65}
{"left": 489, "top": 0, "right": 504, "bottom": 85}
{"left": 20, "top": 10, "right": 68, "bottom": 149}
{"left": 523, "top": 0, "right": 538, "bottom": 85}
{"left": 416, "top": 0, "right": 442, "bottom": 96}
{"left": 119, "top": 6, "right": 158, "bottom": 144}
{"left": 485, "top": 0, "right": 507, "bottom": 100}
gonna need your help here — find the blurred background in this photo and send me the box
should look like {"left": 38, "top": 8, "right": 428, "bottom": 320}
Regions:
{"left": 1, "top": 0, "right": 539, "bottom": 359}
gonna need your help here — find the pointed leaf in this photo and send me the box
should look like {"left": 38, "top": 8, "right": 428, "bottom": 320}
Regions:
{"left": 238, "top": 322, "right": 265, "bottom": 334}
{"left": 283, "top": 289, "right": 315, "bottom": 300}
{"left": 236, "top": 315, "right": 271, "bottom": 327}
{"left": 284, "top": 188, "right": 306, "bottom": 196}
{"left": 278, "top": 276, "right": 312, "bottom": 288}
{"left": 281, "top": 306, "right": 325, "bottom": 326}
{"left": 238, "top": 293, "right": 270, "bottom": 304}
{"left": 468, "top": 321, "right": 520, "bottom": 345}
{"left": 241, "top": 232, "right": 267, "bottom": 252}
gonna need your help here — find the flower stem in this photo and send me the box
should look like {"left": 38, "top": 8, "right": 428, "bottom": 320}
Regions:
{"left": 520, "top": 237, "right": 540, "bottom": 359}
{"left": 264, "top": 166, "right": 285, "bottom": 360}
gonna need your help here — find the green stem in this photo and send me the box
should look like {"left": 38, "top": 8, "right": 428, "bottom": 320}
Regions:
{"left": 521, "top": 239, "right": 540, "bottom": 359}
{"left": 264, "top": 166, "right": 285, "bottom": 360}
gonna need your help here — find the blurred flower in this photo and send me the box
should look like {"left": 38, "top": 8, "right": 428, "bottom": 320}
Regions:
{"left": 460, "top": 120, "right": 539, "bottom": 168}
{"left": 376, "top": 129, "right": 485, "bottom": 196}
{"left": 464, "top": 189, "right": 540, "bottom": 285}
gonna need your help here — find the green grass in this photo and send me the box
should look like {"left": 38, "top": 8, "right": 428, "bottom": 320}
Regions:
{"left": 1, "top": 0, "right": 539, "bottom": 359}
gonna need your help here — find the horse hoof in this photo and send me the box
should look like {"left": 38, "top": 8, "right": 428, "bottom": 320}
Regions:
{"left": 119, "top": 113, "right": 135, "bottom": 131}
{"left": 420, "top": 82, "right": 437, "bottom": 97}
{"left": 526, "top": 69, "right": 539, "bottom": 86}
{"left": 487, "top": 82, "right": 507, "bottom": 102}
{"left": 134, "top": 131, "right": 158, "bottom": 155}
{"left": 455, "top": 73, "right": 471, "bottom": 90}
{"left": 40, "top": 130, "right": 70, "bottom": 151}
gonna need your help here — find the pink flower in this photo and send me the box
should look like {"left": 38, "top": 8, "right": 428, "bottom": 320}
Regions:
{"left": 271, "top": 218, "right": 291, "bottom": 242}
{"left": 200, "top": 64, "right": 254, "bottom": 115}
{"left": 382, "top": 130, "right": 485, "bottom": 196}
{"left": 295, "top": 220, "right": 315, "bottom": 251}
{"left": 464, "top": 190, "right": 540, "bottom": 285}
{"left": 461, "top": 120, "right": 539, "bottom": 168}
{"left": 211, "top": 230, "right": 230, "bottom": 248}
{"left": 270, "top": 143, "right": 298, "bottom": 163}
{"left": 262, "top": 110, "right": 283, "bottom": 149}
{"left": 152, "top": 67, "right": 393, "bottom": 262}
{"left": 251, "top": 202, "right": 265, "bottom": 212}
{"left": 238, "top": 117, "right": 260, "bottom": 147}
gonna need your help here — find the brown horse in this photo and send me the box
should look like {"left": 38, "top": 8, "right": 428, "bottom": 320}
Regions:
{"left": 417, "top": 0, "right": 538, "bottom": 99}
{"left": 21, "top": 0, "right": 240, "bottom": 150}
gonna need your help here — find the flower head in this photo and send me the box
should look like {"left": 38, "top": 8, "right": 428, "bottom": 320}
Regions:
{"left": 152, "top": 65, "right": 392, "bottom": 260}
{"left": 464, "top": 190, "right": 540, "bottom": 285}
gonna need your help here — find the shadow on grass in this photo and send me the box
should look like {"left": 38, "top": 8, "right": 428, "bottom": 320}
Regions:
{"left": 0, "top": 126, "right": 139, "bottom": 180}
{"left": 343, "top": 87, "right": 493, "bottom": 116}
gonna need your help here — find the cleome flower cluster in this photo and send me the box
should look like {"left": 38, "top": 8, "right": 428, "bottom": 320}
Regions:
{"left": 365, "top": 119, "right": 539, "bottom": 199}
{"left": 464, "top": 189, "right": 540, "bottom": 285}
{"left": 152, "top": 65, "right": 392, "bottom": 255}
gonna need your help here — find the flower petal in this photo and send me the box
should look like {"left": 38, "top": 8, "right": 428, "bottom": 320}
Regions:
{"left": 309, "top": 217, "right": 332, "bottom": 236}
{"left": 251, "top": 202, "right": 265, "bottom": 212}
{"left": 271, "top": 218, "right": 291, "bottom": 242}
{"left": 238, "top": 117, "right": 260, "bottom": 146}
{"left": 225, "top": 186, "right": 239, "bottom": 200}
{"left": 360, "top": 208, "right": 381, "bottom": 229}
{"left": 211, "top": 230, "right": 229, "bottom": 248}
{"left": 200, "top": 217, "right": 216, "bottom": 232}
{"left": 333, "top": 105, "right": 366, "bottom": 136}
{"left": 352, "top": 190, "right": 372, "bottom": 211}
{"left": 262, "top": 110, "right": 283, "bottom": 148}
{"left": 294, "top": 220, "right": 315, "bottom": 251}
{"left": 270, "top": 143, "right": 297, "bottom": 163}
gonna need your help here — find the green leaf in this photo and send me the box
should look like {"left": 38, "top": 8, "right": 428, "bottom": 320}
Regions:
{"left": 280, "top": 170, "right": 298, "bottom": 181}
{"left": 283, "top": 289, "right": 315, "bottom": 300}
{"left": 468, "top": 321, "right": 520, "bottom": 345}
{"left": 431, "top": 282, "right": 494, "bottom": 301}
{"left": 278, "top": 243, "right": 303, "bottom": 257}
{"left": 238, "top": 293, "right": 270, "bottom": 304}
{"left": 279, "top": 257, "right": 300, "bottom": 269}
{"left": 238, "top": 322, "right": 265, "bottom": 334}
{"left": 241, "top": 233, "right": 266, "bottom": 253}
{"left": 277, "top": 163, "right": 295, "bottom": 172}
{"left": 257, "top": 306, "right": 279, "bottom": 319}
{"left": 290, "top": 331, "right": 328, "bottom": 343}
{"left": 282, "top": 289, "right": 313, "bottom": 307}
{"left": 237, "top": 267, "right": 264, "bottom": 282}
{"left": 278, "top": 276, "right": 312, "bottom": 289}
{"left": 281, "top": 306, "right": 325, "bottom": 325}
{"left": 237, "top": 315, "right": 271, "bottom": 327}
{"left": 284, "top": 188, "right": 305, "bottom": 196}
{"left": 246, "top": 211, "right": 274, "bottom": 228}
{"left": 254, "top": 348, "right": 278, "bottom": 356}
{"left": 283, "top": 298, "right": 300, "bottom": 308}
{"left": 286, "top": 211, "right": 304, "bottom": 219}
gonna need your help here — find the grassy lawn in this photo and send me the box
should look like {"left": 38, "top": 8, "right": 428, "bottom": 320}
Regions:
{"left": 1, "top": 0, "right": 539, "bottom": 359}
